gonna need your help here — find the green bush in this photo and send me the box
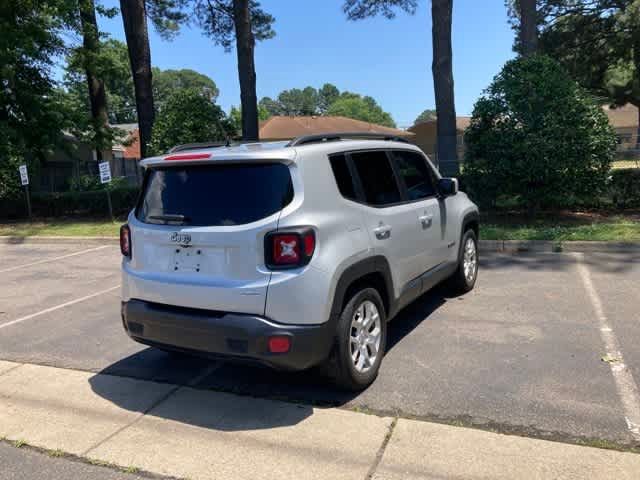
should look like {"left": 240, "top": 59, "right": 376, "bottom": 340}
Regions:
{"left": 0, "top": 187, "right": 140, "bottom": 219}
{"left": 69, "top": 174, "right": 129, "bottom": 192}
{"left": 609, "top": 168, "right": 640, "bottom": 208}
{"left": 463, "top": 55, "right": 617, "bottom": 214}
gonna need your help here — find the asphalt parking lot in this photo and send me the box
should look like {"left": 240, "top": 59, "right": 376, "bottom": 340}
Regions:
{"left": 1, "top": 241, "right": 639, "bottom": 447}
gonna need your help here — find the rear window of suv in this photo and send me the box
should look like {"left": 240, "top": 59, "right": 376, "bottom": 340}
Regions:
{"left": 136, "top": 163, "right": 293, "bottom": 226}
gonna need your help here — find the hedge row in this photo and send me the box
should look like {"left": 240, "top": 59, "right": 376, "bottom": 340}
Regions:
{"left": 0, "top": 187, "right": 140, "bottom": 219}
{"left": 0, "top": 169, "right": 637, "bottom": 220}
{"left": 460, "top": 168, "right": 640, "bottom": 210}
{"left": 609, "top": 168, "right": 640, "bottom": 208}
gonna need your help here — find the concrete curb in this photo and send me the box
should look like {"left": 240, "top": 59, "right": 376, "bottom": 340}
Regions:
{"left": 480, "top": 240, "right": 640, "bottom": 254}
{"left": 1, "top": 235, "right": 639, "bottom": 253}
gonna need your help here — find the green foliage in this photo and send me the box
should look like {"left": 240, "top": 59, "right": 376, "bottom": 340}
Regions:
{"left": 609, "top": 168, "right": 640, "bottom": 208}
{"left": 258, "top": 84, "right": 396, "bottom": 126}
{"left": 69, "top": 174, "right": 129, "bottom": 192}
{"left": 318, "top": 83, "right": 340, "bottom": 114}
{"left": 146, "top": 0, "right": 189, "bottom": 40}
{"left": 0, "top": 0, "right": 76, "bottom": 199}
{"left": 414, "top": 109, "right": 437, "bottom": 124}
{"left": 149, "top": 89, "right": 234, "bottom": 154}
{"left": 192, "top": 0, "right": 275, "bottom": 51}
{"left": 327, "top": 94, "right": 396, "bottom": 127}
{"left": 153, "top": 68, "right": 219, "bottom": 106}
{"left": 509, "top": 1, "right": 640, "bottom": 110}
{"left": 463, "top": 55, "right": 617, "bottom": 213}
{"left": 343, "top": 0, "right": 417, "bottom": 20}
{"left": 0, "top": 188, "right": 140, "bottom": 219}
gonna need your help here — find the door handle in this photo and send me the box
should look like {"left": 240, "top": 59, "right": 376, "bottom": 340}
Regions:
{"left": 373, "top": 224, "right": 392, "bottom": 240}
{"left": 419, "top": 214, "right": 433, "bottom": 228}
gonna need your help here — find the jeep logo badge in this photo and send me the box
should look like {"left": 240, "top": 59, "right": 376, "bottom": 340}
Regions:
{"left": 170, "top": 232, "right": 191, "bottom": 245}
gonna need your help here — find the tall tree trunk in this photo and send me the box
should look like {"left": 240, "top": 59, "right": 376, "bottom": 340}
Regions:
{"left": 233, "top": 0, "right": 259, "bottom": 141}
{"left": 79, "top": 0, "right": 109, "bottom": 162}
{"left": 519, "top": 0, "right": 538, "bottom": 56}
{"left": 120, "top": 0, "right": 154, "bottom": 158}
{"left": 431, "top": 0, "right": 458, "bottom": 176}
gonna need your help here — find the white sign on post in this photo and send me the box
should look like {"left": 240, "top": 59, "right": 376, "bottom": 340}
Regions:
{"left": 98, "top": 161, "right": 112, "bottom": 184}
{"left": 18, "top": 165, "right": 29, "bottom": 186}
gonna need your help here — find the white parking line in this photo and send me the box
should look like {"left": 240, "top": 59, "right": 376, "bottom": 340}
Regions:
{"left": 0, "top": 285, "right": 120, "bottom": 330}
{"left": 0, "top": 245, "right": 113, "bottom": 274}
{"left": 575, "top": 253, "right": 640, "bottom": 441}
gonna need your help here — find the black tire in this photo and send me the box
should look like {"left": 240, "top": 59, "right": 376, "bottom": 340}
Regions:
{"left": 323, "top": 287, "right": 387, "bottom": 391}
{"left": 448, "top": 229, "right": 478, "bottom": 293}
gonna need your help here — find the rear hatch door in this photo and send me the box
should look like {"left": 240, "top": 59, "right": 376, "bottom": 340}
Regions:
{"left": 125, "top": 161, "right": 293, "bottom": 315}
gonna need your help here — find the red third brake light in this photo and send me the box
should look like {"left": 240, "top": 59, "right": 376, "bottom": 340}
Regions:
{"left": 120, "top": 224, "right": 131, "bottom": 258}
{"left": 164, "top": 153, "right": 211, "bottom": 161}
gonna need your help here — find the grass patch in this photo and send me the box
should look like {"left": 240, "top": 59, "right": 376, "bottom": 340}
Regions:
{"left": 1, "top": 212, "right": 638, "bottom": 243}
{"left": 0, "top": 218, "right": 122, "bottom": 237}
{"left": 481, "top": 213, "right": 640, "bottom": 242}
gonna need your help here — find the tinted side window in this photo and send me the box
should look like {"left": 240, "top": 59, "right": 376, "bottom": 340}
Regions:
{"left": 351, "top": 151, "right": 401, "bottom": 206}
{"left": 393, "top": 150, "right": 437, "bottom": 200}
{"left": 329, "top": 154, "right": 356, "bottom": 200}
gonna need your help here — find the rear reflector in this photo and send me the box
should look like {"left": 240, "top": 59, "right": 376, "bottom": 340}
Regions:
{"left": 120, "top": 224, "right": 131, "bottom": 258}
{"left": 268, "top": 336, "right": 291, "bottom": 353}
{"left": 272, "top": 234, "right": 301, "bottom": 265}
{"left": 164, "top": 153, "right": 211, "bottom": 161}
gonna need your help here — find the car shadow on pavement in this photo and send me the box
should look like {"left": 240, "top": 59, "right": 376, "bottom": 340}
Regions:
{"left": 88, "top": 370, "right": 314, "bottom": 431}
{"left": 88, "top": 285, "right": 450, "bottom": 430}
{"left": 480, "top": 250, "right": 639, "bottom": 274}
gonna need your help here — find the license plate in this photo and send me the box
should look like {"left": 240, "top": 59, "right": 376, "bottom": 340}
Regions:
{"left": 173, "top": 248, "right": 202, "bottom": 272}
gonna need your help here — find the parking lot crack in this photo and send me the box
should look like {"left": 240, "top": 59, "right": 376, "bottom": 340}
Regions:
{"left": 365, "top": 416, "right": 397, "bottom": 480}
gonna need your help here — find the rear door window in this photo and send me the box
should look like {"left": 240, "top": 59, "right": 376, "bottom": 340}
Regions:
{"left": 136, "top": 163, "right": 293, "bottom": 226}
{"left": 392, "top": 150, "right": 437, "bottom": 200}
{"left": 350, "top": 151, "right": 402, "bottom": 206}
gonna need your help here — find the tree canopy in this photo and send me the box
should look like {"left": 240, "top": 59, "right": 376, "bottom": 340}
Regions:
{"left": 153, "top": 68, "right": 220, "bottom": 106}
{"left": 149, "top": 89, "right": 234, "bottom": 154}
{"left": 0, "top": 0, "right": 76, "bottom": 198}
{"left": 258, "top": 84, "right": 396, "bottom": 126}
{"left": 327, "top": 94, "right": 396, "bottom": 127}
{"left": 63, "top": 39, "right": 221, "bottom": 124}
{"left": 414, "top": 109, "right": 437, "bottom": 124}
{"left": 509, "top": 0, "right": 640, "bottom": 114}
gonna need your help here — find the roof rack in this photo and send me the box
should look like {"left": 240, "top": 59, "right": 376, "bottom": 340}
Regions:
{"left": 286, "top": 132, "right": 410, "bottom": 147}
{"left": 168, "top": 140, "right": 232, "bottom": 153}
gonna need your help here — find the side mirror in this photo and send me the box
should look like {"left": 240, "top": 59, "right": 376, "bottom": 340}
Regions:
{"left": 438, "top": 177, "right": 458, "bottom": 197}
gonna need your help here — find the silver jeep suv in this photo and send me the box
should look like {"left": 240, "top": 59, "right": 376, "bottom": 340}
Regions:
{"left": 120, "top": 133, "right": 479, "bottom": 390}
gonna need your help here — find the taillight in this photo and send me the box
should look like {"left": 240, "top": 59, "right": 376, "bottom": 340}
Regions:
{"left": 265, "top": 229, "right": 315, "bottom": 269}
{"left": 120, "top": 224, "right": 131, "bottom": 258}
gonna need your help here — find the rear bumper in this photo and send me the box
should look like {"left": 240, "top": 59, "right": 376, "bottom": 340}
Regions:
{"left": 121, "top": 299, "right": 334, "bottom": 371}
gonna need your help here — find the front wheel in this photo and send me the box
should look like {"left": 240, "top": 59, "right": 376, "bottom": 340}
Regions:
{"left": 448, "top": 229, "right": 478, "bottom": 293}
{"left": 323, "top": 288, "right": 387, "bottom": 391}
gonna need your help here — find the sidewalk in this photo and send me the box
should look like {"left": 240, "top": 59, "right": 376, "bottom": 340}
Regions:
{"left": 1, "top": 359, "right": 639, "bottom": 480}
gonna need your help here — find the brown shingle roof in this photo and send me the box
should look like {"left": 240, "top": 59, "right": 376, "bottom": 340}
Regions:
{"left": 259, "top": 116, "right": 413, "bottom": 140}
{"left": 603, "top": 104, "right": 638, "bottom": 129}
{"left": 408, "top": 116, "right": 471, "bottom": 134}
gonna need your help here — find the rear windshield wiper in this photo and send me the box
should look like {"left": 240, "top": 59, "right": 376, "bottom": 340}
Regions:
{"left": 148, "top": 214, "right": 189, "bottom": 224}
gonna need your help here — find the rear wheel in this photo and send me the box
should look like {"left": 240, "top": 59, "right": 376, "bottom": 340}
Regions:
{"left": 448, "top": 229, "right": 478, "bottom": 293}
{"left": 323, "top": 288, "right": 387, "bottom": 391}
